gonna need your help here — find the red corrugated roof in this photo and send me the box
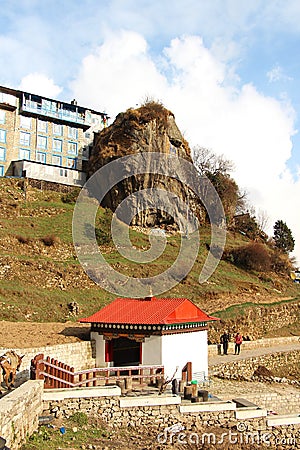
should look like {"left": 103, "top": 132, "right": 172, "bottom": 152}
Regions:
{"left": 80, "top": 297, "right": 217, "bottom": 325}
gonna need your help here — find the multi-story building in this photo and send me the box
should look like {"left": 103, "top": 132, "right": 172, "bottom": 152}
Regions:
{"left": 0, "top": 85, "right": 108, "bottom": 186}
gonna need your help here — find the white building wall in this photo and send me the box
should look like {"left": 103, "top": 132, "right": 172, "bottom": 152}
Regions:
{"left": 161, "top": 330, "right": 208, "bottom": 379}
{"left": 13, "top": 160, "right": 86, "bottom": 186}
{"left": 91, "top": 332, "right": 106, "bottom": 367}
{"left": 141, "top": 335, "right": 162, "bottom": 365}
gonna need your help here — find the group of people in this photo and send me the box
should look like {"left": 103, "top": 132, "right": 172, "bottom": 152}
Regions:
{"left": 220, "top": 332, "right": 243, "bottom": 355}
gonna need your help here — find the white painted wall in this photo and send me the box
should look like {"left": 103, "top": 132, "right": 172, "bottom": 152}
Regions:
{"left": 92, "top": 330, "right": 209, "bottom": 377}
{"left": 161, "top": 330, "right": 208, "bottom": 379}
{"left": 13, "top": 160, "right": 86, "bottom": 186}
{"left": 91, "top": 332, "right": 106, "bottom": 367}
{"left": 141, "top": 335, "right": 162, "bottom": 365}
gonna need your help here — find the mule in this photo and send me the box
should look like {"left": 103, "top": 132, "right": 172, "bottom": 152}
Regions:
{"left": 0, "top": 350, "right": 24, "bottom": 392}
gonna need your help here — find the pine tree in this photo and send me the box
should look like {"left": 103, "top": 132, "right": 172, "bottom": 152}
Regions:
{"left": 273, "top": 220, "right": 295, "bottom": 253}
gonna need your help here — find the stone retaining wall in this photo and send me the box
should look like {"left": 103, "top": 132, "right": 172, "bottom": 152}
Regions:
{"left": 41, "top": 389, "right": 300, "bottom": 448}
{"left": 211, "top": 350, "right": 300, "bottom": 414}
{"left": 211, "top": 350, "right": 300, "bottom": 380}
{"left": 241, "top": 392, "right": 300, "bottom": 415}
{"left": 0, "top": 341, "right": 96, "bottom": 382}
{"left": 0, "top": 380, "right": 44, "bottom": 450}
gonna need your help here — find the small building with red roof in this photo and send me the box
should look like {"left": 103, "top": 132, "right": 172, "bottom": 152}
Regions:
{"left": 80, "top": 296, "right": 217, "bottom": 379}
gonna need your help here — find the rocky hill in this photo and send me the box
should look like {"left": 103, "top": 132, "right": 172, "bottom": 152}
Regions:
{"left": 88, "top": 102, "right": 204, "bottom": 228}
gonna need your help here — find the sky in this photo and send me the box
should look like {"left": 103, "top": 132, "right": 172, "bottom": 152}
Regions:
{"left": 1, "top": 0, "right": 300, "bottom": 264}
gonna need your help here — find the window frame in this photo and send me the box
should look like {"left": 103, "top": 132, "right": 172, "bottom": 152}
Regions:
{"left": 68, "top": 126, "right": 78, "bottom": 139}
{"left": 52, "top": 154, "right": 62, "bottom": 166}
{"left": 0, "top": 146, "right": 6, "bottom": 161}
{"left": 52, "top": 138, "right": 62, "bottom": 152}
{"left": 53, "top": 123, "right": 63, "bottom": 136}
{"left": 37, "top": 120, "right": 48, "bottom": 133}
{"left": 19, "top": 131, "right": 31, "bottom": 146}
{"left": 19, "top": 148, "right": 30, "bottom": 160}
{"left": 20, "top": 116, "right": 32, "bottom": 129}
{"left": 67, "top": 141, "right": 78, "bottom": 156}
{"left": 0, "top": 129, "right": 6, "bottom": 143}
{"left": 0, "top": 111, "right": 5, "bottom": 125}
{"left": 37, "top": 135, "right": 48, "bottom": 150}
{"left": 36, "top": 151, "right": 46, "bottom": 163}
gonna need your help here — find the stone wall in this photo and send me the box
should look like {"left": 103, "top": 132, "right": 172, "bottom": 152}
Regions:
{"left": 242, "top": 392, "right": 300, "bottom": 415}
{"left": 0, "top": 341, "right": 96, "bottom": 382}
{"left": 0, "top": 380, "right": 43, "bottom": 450}
{"left": 41, "top": 390, "right": 300, "bottom": 448}
{"left": 209, "top": 300, "right": 300, "bottom": 342}
{"left": 211, "top": 350, "right": 300, "bottom": 380}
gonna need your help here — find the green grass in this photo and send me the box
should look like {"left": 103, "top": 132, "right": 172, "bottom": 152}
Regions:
{"left": 0, "top": 178, "right": 299, "bottom": 322}
{"left": 22, "top": 414, "right": 110, "bottom": 450}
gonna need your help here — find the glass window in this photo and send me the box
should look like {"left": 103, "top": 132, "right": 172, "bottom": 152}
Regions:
{"left": 36, "top": 152, "right": 46, "bottom": 163}
{"left": 19, "top": 148, "right": 30, "bottom": 160}
{"left": 85, "top": 131, "right": 91, "bottom": 139}
{"left": 60, "top": 168, "right": 68, "bottom": 177}
{"left": 52, "top": 155, "right": 62, "bottom": 166}
{"left": 0, "top": 147, "right": 5, "bottom": 161}
{"left": 20, "top": 116, "right": 31, "bottom": 129}
{"left": 20, "top": 131, "right": 30, "bottom": 146}
{"left": 37, "top": 120, "right": 47, "bottom": 133}
{"left": 67, "top": 142, "right": 77, "bottom": 155}
{"left": 0, "top": 165, "right": 4, "bottom": 176}
{"left": 0, "top": 111, "right": 5, "bottom": 124}
{"left": 67, "top": 158, "right": 76, "bottom": 169}
{"left": 0, "top": 129, "right": 6, "bottom": 143}
{"left": 37, "top": 135, "right": 47, "bottom": 149}
{"left": 68, "top": 126, "right": 77, "bottom": 139}
{"left": 53, "top": 124, "right": 63, "bottom": 135}
{"left": 53, "top": 139, "right": 62, "bottom": 152}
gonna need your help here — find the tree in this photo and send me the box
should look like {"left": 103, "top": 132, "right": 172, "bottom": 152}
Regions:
{"left": 192, "top": 146, "right": 238, "bottom": 224}
{"left": 273, "top": 220, "right": 295, "bottom": 253}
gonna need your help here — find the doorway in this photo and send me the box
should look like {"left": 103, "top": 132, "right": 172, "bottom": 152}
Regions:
{"left": 112, "top": 337, "right": 141, "bottom": 366}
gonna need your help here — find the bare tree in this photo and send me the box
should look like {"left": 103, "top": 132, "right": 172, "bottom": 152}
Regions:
{"left": 192, "top": 146, "right": 234, "bottom": 176}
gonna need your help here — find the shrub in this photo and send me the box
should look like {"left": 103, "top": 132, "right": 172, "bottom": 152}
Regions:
{"left": 16, "top": 235, "right": 31, "bottom": 244}
{"left": 40, "top": 234, "right": 59, "bottom": 246}
{"left": 231, "top": 242, "right": 271, "bottom": 271}
{"left": 61, "top": 189, "right": 80, "bottom": 204}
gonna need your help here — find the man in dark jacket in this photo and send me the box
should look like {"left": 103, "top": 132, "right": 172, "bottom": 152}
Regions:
{"left": 220, "top": 332, "right": 230, "bottom": 355}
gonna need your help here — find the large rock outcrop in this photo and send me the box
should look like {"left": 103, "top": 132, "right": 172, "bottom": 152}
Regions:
{"left": 88, "top": 102, "right": 204, "bottom": 228}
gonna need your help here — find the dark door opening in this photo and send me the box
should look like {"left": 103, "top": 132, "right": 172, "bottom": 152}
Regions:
{"left": 112, "top": 337, "right": 141, "bottom": 367}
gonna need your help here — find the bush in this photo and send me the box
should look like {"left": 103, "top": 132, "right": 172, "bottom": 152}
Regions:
{"left": 16, "top": 235, "right": 31, "bottom": 244}
{"left": 231, "top": 242, "right": 271, "bottom": 271}
{"left": 61, "top": 189, "right": 80, "bottom": 204}
{"left": 40, "top": 234, "right": 59, "bottom": 246}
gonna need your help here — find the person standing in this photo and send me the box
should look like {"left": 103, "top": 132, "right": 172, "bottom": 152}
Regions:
{"left": 234, "top": 332, "right": 243, "bottom": 355}
{"left": 220, "top": 332, "right": 230, "bottom": 355}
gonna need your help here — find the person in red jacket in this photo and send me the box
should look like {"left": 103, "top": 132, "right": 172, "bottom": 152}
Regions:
{"left": 234, "top": 332, "right": 243, "bottom": 355}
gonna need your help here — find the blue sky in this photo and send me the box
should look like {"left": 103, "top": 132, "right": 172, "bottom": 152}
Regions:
{"left": 1, "top": 0, "right": 300, "bottom": 261}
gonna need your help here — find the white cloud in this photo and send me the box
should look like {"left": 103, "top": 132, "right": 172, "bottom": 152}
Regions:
{"left": 18, "top": 73, "right": 63, "bottom": 98}
{"left": 71, "top": 31, "right": 300, "bottom": 262}
{"left": 267, "top": 64, "right": 293, "bottom": 83}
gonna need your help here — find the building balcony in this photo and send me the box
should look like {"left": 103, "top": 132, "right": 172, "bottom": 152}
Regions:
{"left": 21, "top": 102, "right": 90, "bottom": 127}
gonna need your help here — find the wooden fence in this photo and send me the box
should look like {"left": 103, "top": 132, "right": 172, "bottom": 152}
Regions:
{"left": 30, "top": 354, "right": 164, "bottom": 389}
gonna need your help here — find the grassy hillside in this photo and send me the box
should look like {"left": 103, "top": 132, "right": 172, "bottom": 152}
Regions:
{"left": 0, "top": 178, "right": 299, "bottom": 323}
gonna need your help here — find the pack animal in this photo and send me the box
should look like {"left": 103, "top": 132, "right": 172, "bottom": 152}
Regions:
{"left": 0, "top": 350, "right": 24, "bottom": 393}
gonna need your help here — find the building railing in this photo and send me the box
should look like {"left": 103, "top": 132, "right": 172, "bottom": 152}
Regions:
{"left": 21, "top": 103, "right": 89, "bottom": 125}
{"left": 30, "top": 354, "right": 165, "bottom": 389}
